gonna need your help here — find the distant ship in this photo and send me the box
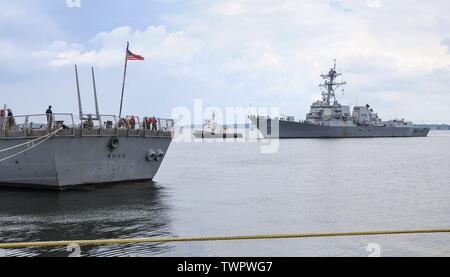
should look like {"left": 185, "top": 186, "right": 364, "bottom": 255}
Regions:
{"left": 250, "top": 60, "right": 430, "bottom": 139}
{"left": 194, "top": 113, "right": 243, "bottom": 139}
{"left": 0, "top": 66, "right": 173, "bottom": 190}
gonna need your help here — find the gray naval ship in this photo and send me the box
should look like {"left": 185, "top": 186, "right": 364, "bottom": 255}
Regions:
{"left": 250, "top": 60, "right": 430, "bottom": 139}
{"left": 0, "top": 66, "right": 174, "bottom": 189}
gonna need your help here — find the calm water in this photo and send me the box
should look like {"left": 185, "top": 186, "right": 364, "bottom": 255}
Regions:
{"left": 0, "top": 131, "right": 449, "bottom": 257}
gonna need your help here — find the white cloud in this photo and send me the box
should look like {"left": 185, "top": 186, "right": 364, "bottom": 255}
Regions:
{"left": 0, "top": 39, "right": 16, "bottom": 60}
{"left": 442, "top": 38, "right": 450, "bottom": 54}
{"left": 210, "top": 2, "right": 247, "bottom": 16}
{"left": 2, "top": 0, "right": 450, "bottom": 122}
{"left": 45, "top": 25, "right": 202, "bottom": 68}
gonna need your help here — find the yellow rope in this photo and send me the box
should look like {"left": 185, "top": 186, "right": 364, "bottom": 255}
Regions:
{"left": 0, "top": 228, "right": 449, "bottom": 249}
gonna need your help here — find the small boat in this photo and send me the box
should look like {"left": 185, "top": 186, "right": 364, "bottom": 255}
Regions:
{"left": 193, "top": 113, "right": 243, "bottom": 139}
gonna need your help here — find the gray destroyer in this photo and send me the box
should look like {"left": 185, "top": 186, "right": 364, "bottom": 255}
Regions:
{"left": 0, "top": 66, "right": 174, "bottom": 189}
{"left": 250, "top": 60, "right": 430, "bottom": 138}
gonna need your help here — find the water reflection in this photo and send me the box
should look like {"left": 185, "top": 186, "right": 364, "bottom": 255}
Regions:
{"left": 0, "top": 182, "right": 173, "bottom": 257}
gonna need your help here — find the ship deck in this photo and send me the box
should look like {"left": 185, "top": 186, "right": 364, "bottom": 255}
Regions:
{"left": 0, "top": 113, "right": 174, "bottom": 140}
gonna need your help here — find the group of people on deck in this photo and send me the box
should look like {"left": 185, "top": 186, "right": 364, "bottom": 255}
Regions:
{"left": 144, "top": 116, "right": 159, "bottom": 131}
{"left": 118, "top": 116, "right": 159, "bottom": 131}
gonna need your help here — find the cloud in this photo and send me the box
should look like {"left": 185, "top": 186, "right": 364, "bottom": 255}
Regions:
{"left": 1, "top": 0, "right": 450, "bottom": 122}
{"left": 45, "top": 25, "right": 202, "bottom": 68}
{"left": 442, "top": 38, "right": 450, "bottom": 54}
{"left": 210, "top": 2, "right": 247, "bottom": 16}
{"left": 0, "top": 39, "right": 17, "bottom": 60}
{"left": 0, "top": 0, "right": 64, "bottom": 42}
{"left": 329, "top": 0, "right": 352, "bottom": 12}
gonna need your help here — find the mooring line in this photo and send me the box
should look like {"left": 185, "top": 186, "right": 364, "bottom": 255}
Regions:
{"left": 0, "top": 228, "right": 449, "bottom": 249}
{"left": 0, "top": 128, "right": 63, "bottom": 163}
{"left": 0, "top": 128, "right": 63, "bottom": 153}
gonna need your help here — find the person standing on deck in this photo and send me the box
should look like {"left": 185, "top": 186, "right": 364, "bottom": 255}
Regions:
{"left": 0, "top": 108, "right": 4, "bottom": 130}
{"left": 6, "top": 109, "right": 14, "bottom": 130}
{"left": 151, "top": 117, "right": 158, "bottom": 131}
{"left": 46, "top": 106, "right": 53, "bottom": 131}
{"left": 129, "top": 116, "right": 136, "bottom": 130}
{"left": 146, "top": 117, "right": 152, "bottom": 130}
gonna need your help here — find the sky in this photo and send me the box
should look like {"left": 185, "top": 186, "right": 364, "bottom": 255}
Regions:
{"left": 0, "top": 0, "right": 449, "bottom": 124}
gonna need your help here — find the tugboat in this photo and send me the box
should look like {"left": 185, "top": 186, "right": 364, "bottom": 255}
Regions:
{"left": 250, "top": 60, "right": 430, "bottom": 138}
{"left": 0, "top": 66, "right": 174, "bottom": 189}
{"left": 194, "top": 113, "right": 243, "bottom": 139}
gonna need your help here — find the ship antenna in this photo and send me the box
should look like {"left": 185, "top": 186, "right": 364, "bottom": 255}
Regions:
{"left": 319, "top": 59, "right": 347, "bottom": 104}
{"left": 91, "top": 67, "right": 102, "bottom": 126}
{"left": 75, "top": 65, "right": 84, "bottom": 120}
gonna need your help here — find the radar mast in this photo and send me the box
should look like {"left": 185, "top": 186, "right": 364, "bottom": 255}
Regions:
{"left": 319, "top": 59, "right": 346, "bottom": 104}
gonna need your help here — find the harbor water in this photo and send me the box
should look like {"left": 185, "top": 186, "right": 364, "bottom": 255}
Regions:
{"left": 0, "top": 131, "right": 449, "bottom": 257}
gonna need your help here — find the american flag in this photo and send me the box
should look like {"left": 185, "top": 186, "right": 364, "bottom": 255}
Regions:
{"left": 127, "top": 50, "right": 145, "bottom": 61}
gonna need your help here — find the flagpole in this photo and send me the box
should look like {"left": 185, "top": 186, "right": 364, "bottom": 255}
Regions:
{"left": 119, "top": 41, "right": 129, "bottom": 119}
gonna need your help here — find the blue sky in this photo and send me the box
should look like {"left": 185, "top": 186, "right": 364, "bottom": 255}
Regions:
{"left": 1, "top": 0, "right": 450, "bottom": 123}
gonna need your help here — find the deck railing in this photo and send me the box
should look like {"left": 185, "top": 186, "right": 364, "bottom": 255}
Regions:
{"left": 0, "top": 113, "right": 174, "bottom": 139}
{"left": 143, "top": 118, "right": 174, "bottom": 138}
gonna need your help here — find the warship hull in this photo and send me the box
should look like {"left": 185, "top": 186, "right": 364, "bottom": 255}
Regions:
{"left": 0, "top": 135, "right": 172, "bottom": 189}
{"left": 252, "top": 117, "right": 430, "bottom": 138}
